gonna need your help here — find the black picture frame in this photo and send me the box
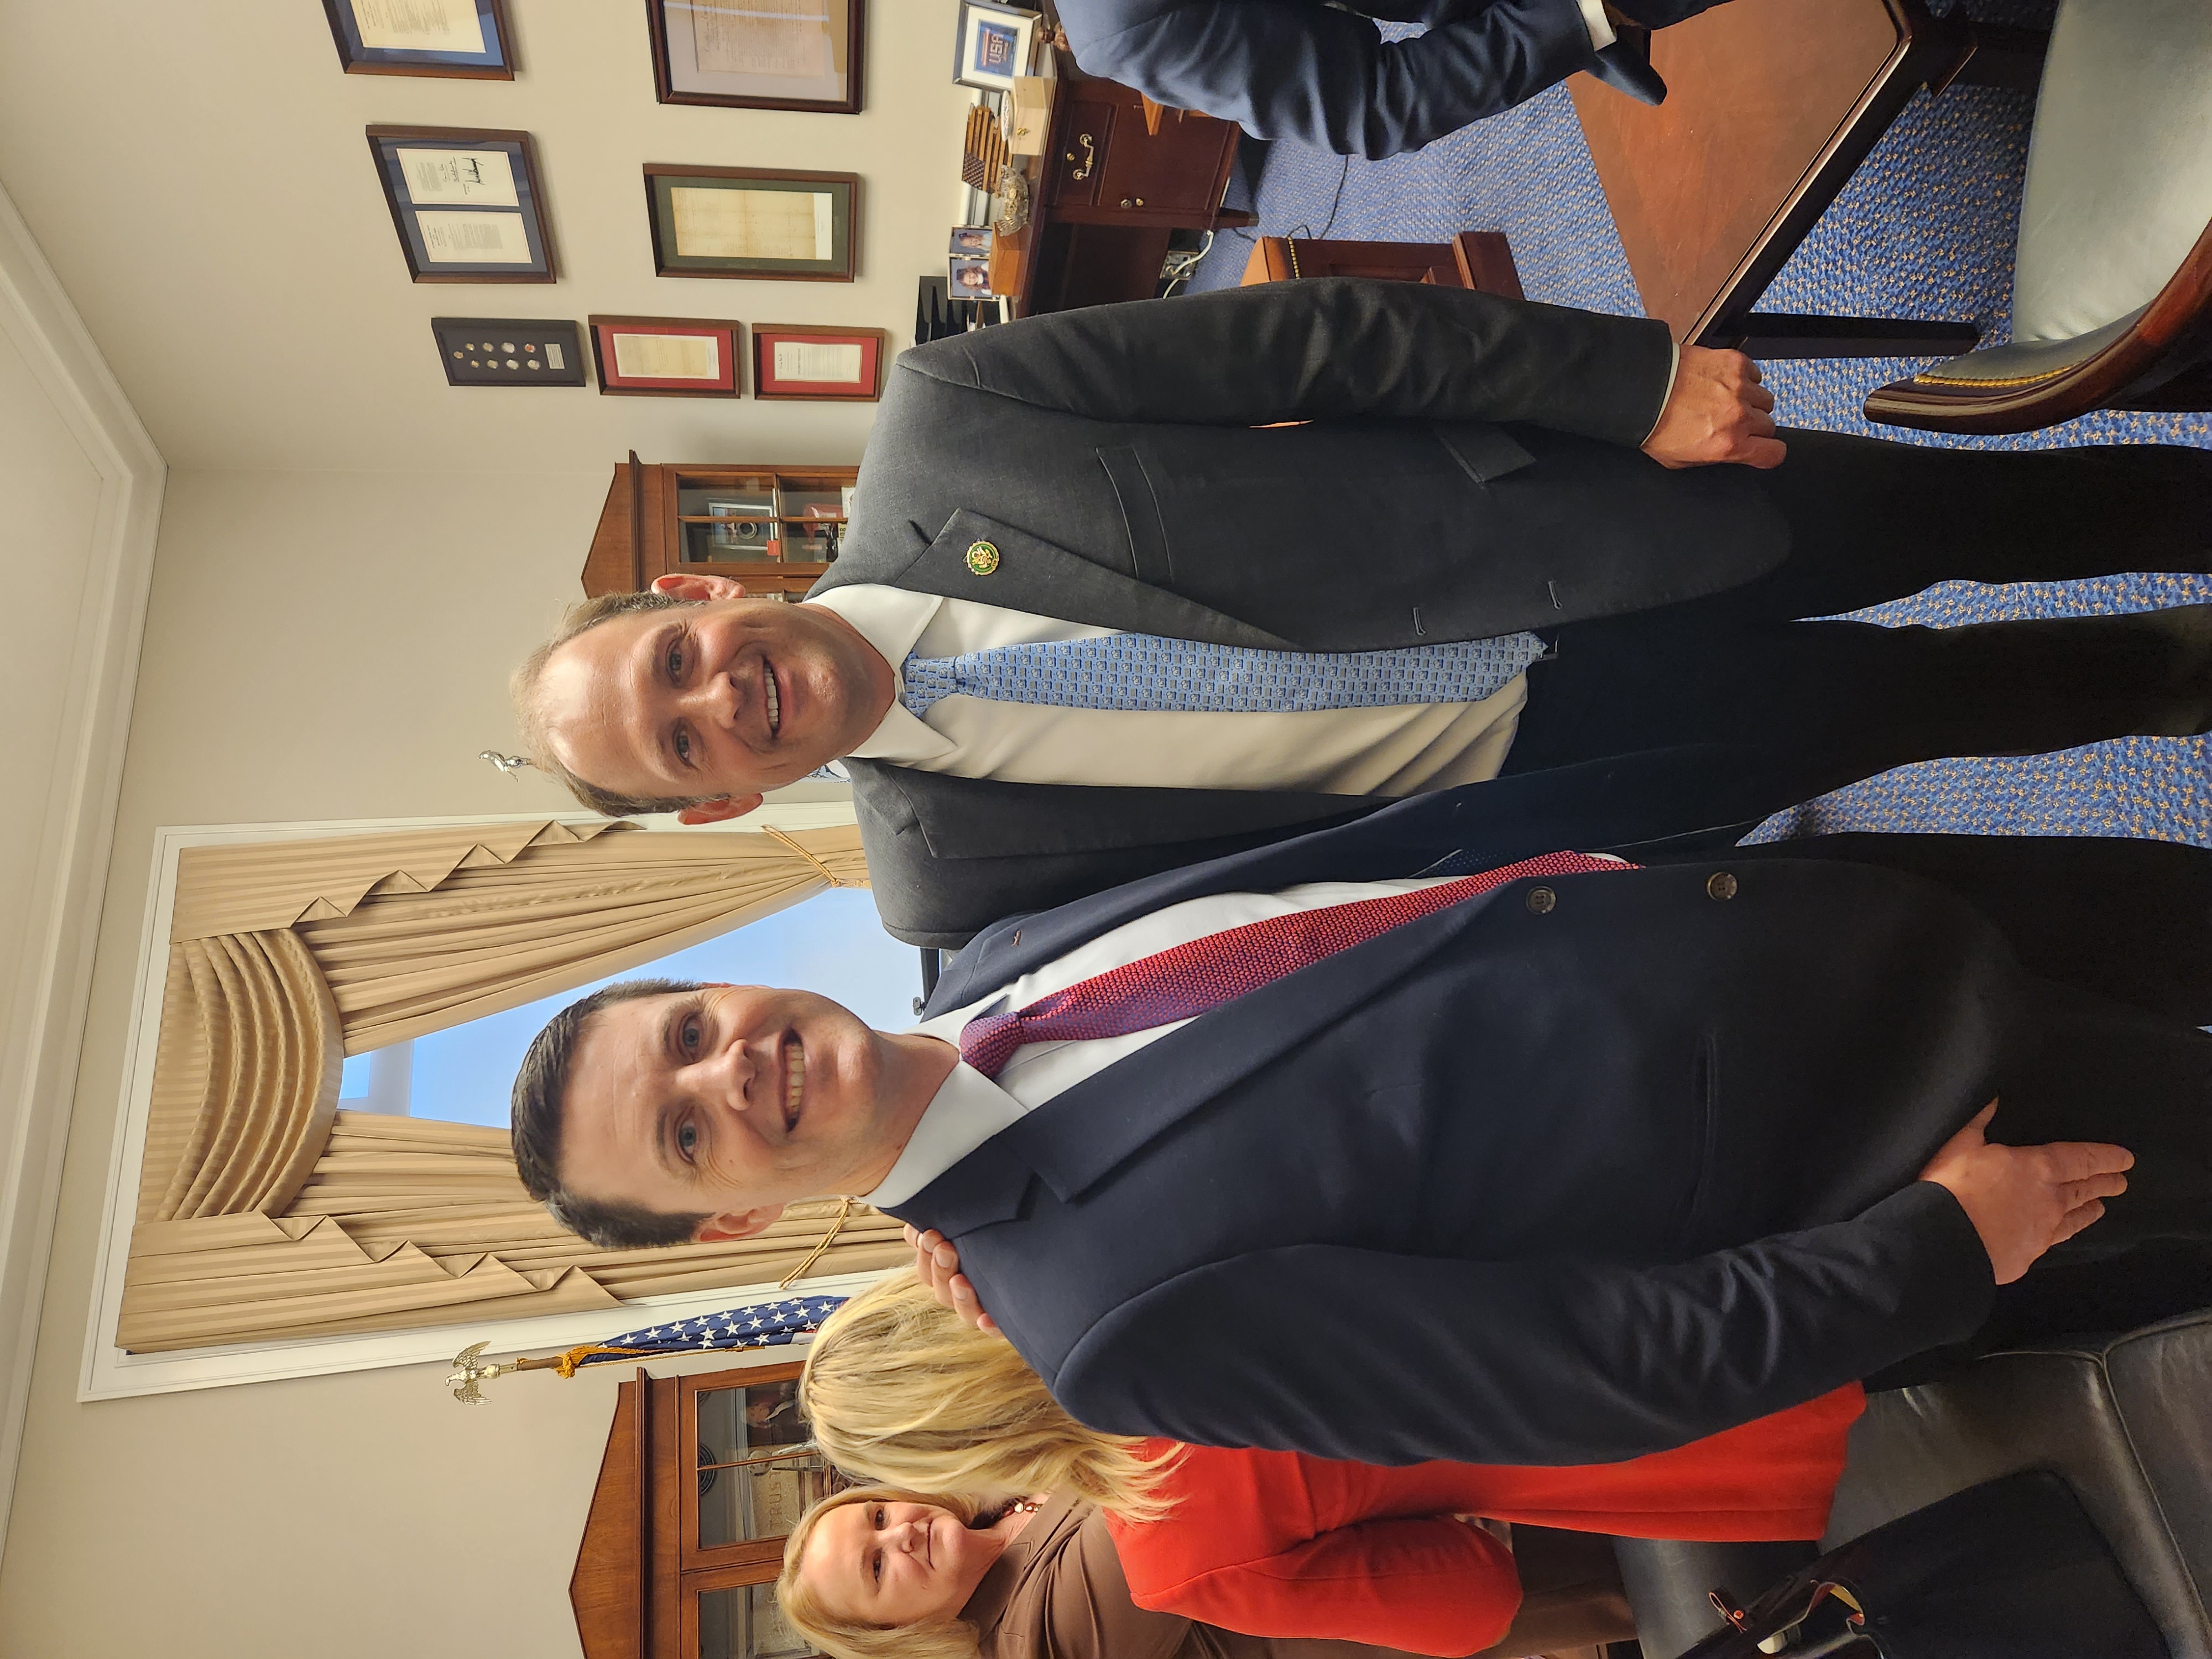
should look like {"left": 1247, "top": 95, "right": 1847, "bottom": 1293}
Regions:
{"left": 644, "top": 0, "right": 865, "bottom": 115}
{"left": 431, "top": 318, "right": 587, "bottom": 385}
{"left": 642, "top": 165, "right": 859, "bottom": 282}
{"left": 322, "top": 0, "right": 514, "bottom": 78}
{"left": 369, "top": 126, "right": 556, "bottom": 283}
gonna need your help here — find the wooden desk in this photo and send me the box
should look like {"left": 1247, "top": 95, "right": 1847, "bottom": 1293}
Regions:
{"left": 1569, "top": 0, "right": 2041, "bottom": 358}
{"left": 988, "top": 60, "right": 1255, "bottom": 316}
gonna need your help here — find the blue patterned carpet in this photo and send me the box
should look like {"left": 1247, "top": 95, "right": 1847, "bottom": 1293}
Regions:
{"left": 1190, "top": 0, "right": 2211, "bottom": 847}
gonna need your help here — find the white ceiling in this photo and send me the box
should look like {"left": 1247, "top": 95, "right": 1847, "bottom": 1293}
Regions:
{"left": 0, "top": 0, "right": 972, "bottom": 473}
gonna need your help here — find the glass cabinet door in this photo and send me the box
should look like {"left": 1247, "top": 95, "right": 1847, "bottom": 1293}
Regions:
{"left": 693, "top": 1379, "right": 839, "bottom": 1551}
{"left": 696, "top": 1582, "right": 821, "bottom": 1659}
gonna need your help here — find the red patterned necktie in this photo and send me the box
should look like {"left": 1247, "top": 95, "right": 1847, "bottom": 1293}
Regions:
{"left": 957, "top": 851, "right": 1635, "bottom": 1080}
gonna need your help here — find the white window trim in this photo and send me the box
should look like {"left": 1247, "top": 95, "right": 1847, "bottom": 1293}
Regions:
{"left": 79, "top": 800, "right": 893, "bottom": 1401}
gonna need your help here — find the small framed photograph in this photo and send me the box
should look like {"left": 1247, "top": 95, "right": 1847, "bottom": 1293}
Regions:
{"left": 953, "top": 1, "right": 1039, "bottom": 93}
{"left": 948, "top": 254, "right": 994, "bottom": 296}
{"left": 322, "top": 0, "right": 513, "bottom": 77}
{"left": 750, "top": 323, "right": 889, "bottom": 401}
{"left": 645, "top": 0, "right": 864, "bottom": 115}
{"left": 644, "top": 165, "right": 859, "bottom": 282}
{"left": 951, "top": 226, "right": 994, "bottom": 257}
{"left": 369, "top": 127, "right": 554, "bottom": 283}
{"left": 432, "top": 317, "right": 586, "bottom": 385}
{"left": 588, "top": 315, "right": 744, "bottom": 397}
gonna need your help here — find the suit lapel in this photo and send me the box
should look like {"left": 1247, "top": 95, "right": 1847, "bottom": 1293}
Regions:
{"left": 897, "top": 898, "right": 1480, "bottom": 1240}
{"left": 900, "top": 510, "right": 1297, "bottom": 648}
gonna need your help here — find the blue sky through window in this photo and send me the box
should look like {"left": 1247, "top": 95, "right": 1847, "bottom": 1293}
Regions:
{"left": 346, "top": 889, "right": 925, "bottom": 1127}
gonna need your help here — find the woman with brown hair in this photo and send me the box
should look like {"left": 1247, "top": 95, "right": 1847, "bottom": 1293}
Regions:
{"left": 775, "top": 1272, "right": 1863, "bottom": 1659}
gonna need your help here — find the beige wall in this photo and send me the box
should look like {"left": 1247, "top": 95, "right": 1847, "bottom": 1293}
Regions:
{"left": 0, "top": 0, "right": 970, "bottom": 474}
{"left": 0, "top": 0, "right": 975, "bottom": 1647}
{"left": 0, "top": 468, "right": 818, "bottom": 1657}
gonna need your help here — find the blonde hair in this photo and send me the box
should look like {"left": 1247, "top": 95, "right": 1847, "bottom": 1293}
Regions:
{"left": 778, "top": 1485, "right": 987, "bottom": 1659}
{"left": 799, "top": 1271, "right": 1180, "bottom": 1522}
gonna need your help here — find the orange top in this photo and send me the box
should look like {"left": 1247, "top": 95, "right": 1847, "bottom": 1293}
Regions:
{"left": 1105, "top": 1384, "right": 1864, "bottom": 1656}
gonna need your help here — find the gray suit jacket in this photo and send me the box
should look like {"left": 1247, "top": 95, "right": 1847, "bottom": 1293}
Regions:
{"left": 816, "top": 279, "right": 1789, "bottom": 945}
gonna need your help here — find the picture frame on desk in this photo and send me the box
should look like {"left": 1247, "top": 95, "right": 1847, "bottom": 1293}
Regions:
{"left": 950, "top": 254, "right": 994, "bottom": 295}
{"left": 322, "top": 0, "right": 513, "bottom": 77}
{"left": 644, "top": 0, "right": 865, "bottom": 115}
{"left": 643, "top": 164, "right": 859, "bottom": 281}
{"left": 368, "top": 126, "right": 555, "bottom": 281}
{"left": 750, "top": 323, "right": 888, "bottom": 401}
{"left": 588, "top": 314, "right": 744, "bottom": 397}
{"left": 953, "top": 0, "right": 1038, "bottom": 93}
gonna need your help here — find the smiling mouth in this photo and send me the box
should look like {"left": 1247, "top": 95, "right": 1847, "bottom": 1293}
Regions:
{"left": 781, "top": 1034, "right": 805, "bottom": 1132}
{"left": 763, "top": 658, "right": 782, "bottom": 739}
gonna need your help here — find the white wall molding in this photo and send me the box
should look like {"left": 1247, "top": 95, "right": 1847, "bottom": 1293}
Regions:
{"left": 0, "top": 180, "right": 165, "bottom": 1542}
{"left": 79, "top": 803, "right": 869, "bottom": 1401}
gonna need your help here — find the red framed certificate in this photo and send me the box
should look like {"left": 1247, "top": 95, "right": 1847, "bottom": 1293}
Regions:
{"left": 587, "top": 314, "right": 743, "bottom": 397}
{"left": 749, "top": 323, "right": 888, "bottom": 402}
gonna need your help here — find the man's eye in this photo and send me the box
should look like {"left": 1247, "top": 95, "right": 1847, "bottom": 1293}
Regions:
{"left": 680, "top": 1014, "right": 702, "bottom": 1052}
{"left": 676, "top": 1121, "right": 698, "bottom": 1160}
{"left": 665, "top": 640, "right": 686, "bottom": 680}
{"left": 674, "top": 728, "right": 693, "bottom": 764}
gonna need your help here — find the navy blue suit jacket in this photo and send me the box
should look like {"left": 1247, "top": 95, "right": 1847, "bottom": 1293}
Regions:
{"left": 888, "top": 770, "right": 2008, "bottom": 1467}
{"left": 1059, "top": 0, "right": 1604, "bottom": 158}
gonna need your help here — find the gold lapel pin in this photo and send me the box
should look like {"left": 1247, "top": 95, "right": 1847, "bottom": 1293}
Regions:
{"left": 964, "top": 540, "right": 1000, "bottom": 576}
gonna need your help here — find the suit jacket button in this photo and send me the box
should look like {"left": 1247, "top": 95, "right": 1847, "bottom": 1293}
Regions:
{"left": 1707, "top": 871, "right": 1738, "bottom": 900}
{"left": 1525, "top": 885, "right": 1556, "bottom": 915}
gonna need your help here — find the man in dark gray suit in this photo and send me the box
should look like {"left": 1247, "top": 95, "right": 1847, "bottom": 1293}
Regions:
{"left": 513, "top": 279, "right": 2212, "bottom": 946}
{"left": 1055, "top": 0, "right": 1713, "bottom": 159}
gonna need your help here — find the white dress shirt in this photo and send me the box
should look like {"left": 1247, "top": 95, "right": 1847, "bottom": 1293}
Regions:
{"left": 862, "top": 874, "right": 1458, "bottom": 1206}
{"left": 1577, "top": 0, "right": 1619, "bottom": 50}
{"left": 808, "top": 586, "right": 1527, "bottom": 797}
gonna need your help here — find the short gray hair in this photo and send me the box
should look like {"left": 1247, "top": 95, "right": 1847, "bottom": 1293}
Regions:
{"left": 510, "top": 589, "right": 719, "bottom": 817}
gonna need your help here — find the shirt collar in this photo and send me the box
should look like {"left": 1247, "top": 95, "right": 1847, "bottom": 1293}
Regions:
{"left": 859, "top": 1056, "right": 1026, "bottom": 1209}
{"left": 805, "top": 586, "right": 954, "bottom": 762}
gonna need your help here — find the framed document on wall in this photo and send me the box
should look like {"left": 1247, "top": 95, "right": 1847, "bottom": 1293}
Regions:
{"left": 369, "top": 127, "right": 555, "bottom": 282}
{"left": 750, "top": 323, "right": 887, "bottom": 400}
{"left": 645, "top": 0, "right": 865, "bottom": 114}
{"left": 322, "top": 0, "right": 514, "bottom": 77}
{"left": 643, "top": 165, "right": 859, "bottom": 281}
{"left": 588, "top": 315, "right": 744, "bottom": 397}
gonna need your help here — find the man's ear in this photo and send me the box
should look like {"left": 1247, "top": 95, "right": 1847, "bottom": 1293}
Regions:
{"left": 695, "top": 1205, "right": 785, "bottom": 1243}
{"left": 651, "top": 572, "right": 747, "bottom": 603}
{"left": 676, "top": 794, "right": 764, "bottom": 825}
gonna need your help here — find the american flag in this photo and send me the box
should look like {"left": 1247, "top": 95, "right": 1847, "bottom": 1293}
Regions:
{"left": 565, "top": 1294, "right": 847, "bottom": 1368}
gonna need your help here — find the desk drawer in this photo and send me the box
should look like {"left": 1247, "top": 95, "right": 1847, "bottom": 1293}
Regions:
{"left": 1046, "top": 99, "right": 1115, "bottom": 208}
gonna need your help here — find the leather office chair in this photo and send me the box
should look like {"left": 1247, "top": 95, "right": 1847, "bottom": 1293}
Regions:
{"left": 1862, "top": 0, "right": 2212, "bottom": 434}
{"left": 1615, "top": 1308, "right": 2212, "bottom": 1658}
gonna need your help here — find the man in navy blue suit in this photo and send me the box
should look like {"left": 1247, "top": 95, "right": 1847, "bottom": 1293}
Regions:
{"left": 1056, "top": 0, "right": 1724, "bottom": 158}
{"left": 510, "top": 790, "right": 2212, "bottom": 1466}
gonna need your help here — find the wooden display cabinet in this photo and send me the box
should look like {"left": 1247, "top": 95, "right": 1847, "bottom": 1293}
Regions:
{"left": 583, "top": 452, "right": 860, "bottom": 599}
{"left": 571, "top": 1361, "right": 842, "bottom": 1659}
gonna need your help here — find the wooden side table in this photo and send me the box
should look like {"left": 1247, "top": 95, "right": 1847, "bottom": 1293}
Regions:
{"left": 987, "top": 57, "right": 1257, "bottom": 317}
{"left": 1569, "top": 0, "right": 2044, "bottom": 357}
{"left": 1239, "top": 232, "right": 1525, "bottom": 298}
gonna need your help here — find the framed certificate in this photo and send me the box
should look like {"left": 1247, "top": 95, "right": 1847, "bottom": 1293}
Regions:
{"left": 369, "top": 127, "right": 555, "bottom": 282}
{"left": 643, "top": 165, "right": 859, "bottom": 282}
{"left": 749, "top": 323, "right": 888, "bottom": 401}
{"left": 953, "top": 0, "right": 1039, "bottom": 93}
{"left": 322, "top": 0, "right": 514, "bottom": 77}
{"left": 588, "top": 315, "right": 744, "bottom": 397}
{"left": 645, "top": 0, "right": 865, "bottom": 115}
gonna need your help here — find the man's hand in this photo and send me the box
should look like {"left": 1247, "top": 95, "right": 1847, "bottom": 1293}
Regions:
{"left": 904, "top": 1223, "right": 1000, "bottom": 1335}
{"left": 1641, "top": 346, "right": 1786, "bottom": 470}
{"left": 1917, "top": 1102, "right": 2133, "bottom": 1284}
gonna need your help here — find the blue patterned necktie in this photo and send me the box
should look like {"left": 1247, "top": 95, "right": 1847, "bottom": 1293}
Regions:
{"left": 900, "top": 630, "right": 1547, "bottom": 718}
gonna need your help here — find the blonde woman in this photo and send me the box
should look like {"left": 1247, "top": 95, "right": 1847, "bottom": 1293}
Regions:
{"left": 778, "top": 1272, "right": 1863, "bottom": 1659}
